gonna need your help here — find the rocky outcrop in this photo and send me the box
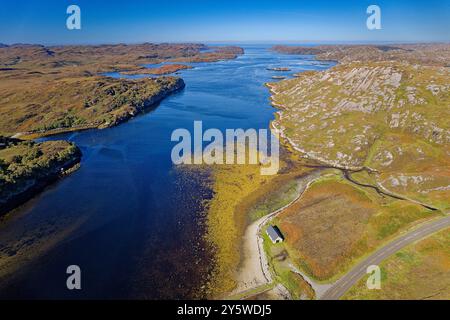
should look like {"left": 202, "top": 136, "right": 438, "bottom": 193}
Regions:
{"left": 269, "top": 44, "right": 450, "bottom": 210}
{"left": 273, "top": 44, "right": 450, "bottom": 67}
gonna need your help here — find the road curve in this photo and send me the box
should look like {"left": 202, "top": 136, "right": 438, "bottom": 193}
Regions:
{"left": 320, "top": 216, "right": 450, "bottom": 300}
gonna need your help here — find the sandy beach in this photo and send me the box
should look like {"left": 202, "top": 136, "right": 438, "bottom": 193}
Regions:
{"left": 231, "top": 170, "right": 324, "bottom": 298}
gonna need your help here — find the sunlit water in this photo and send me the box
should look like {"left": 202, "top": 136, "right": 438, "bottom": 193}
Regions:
{"left": 0, "top": 46, "right": 334, "bottom": 299}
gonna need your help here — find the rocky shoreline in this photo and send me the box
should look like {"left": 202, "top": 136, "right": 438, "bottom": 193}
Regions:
{"left": 0, "top": 77, "right": 184, "bottom": 215}
{"left": 16, "top": 77, "right": 186, "bottom": 139}
{"left": 0, "top": 139, "right": 82, "bottom": 216}
{"left": 98, "top": 77, "right": 186, "bottom": 129}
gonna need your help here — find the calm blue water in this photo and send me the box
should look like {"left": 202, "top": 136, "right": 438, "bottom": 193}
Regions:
{"left": 0, "top": 46, "right": 334, "bottom": 299}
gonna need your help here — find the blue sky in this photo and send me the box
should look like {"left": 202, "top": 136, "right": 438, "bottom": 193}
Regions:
{"left": 0, "top": 0, "right": 448, "bottom": 44}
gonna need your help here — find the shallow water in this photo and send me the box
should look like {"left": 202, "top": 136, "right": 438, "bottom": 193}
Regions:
{"left": 0, "top": 46, "right": 334, "bottom": 299}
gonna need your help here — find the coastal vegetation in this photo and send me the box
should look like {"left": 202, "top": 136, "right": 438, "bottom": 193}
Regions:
{"left": 1, "top": 40, "right": 447, "bottom": 299}
{"left": 0, "top": 137, "right": 81, "bottom": 215}
{"left": 1, "top": 76, "right": 185, "bottom": 138}
{"left": 262, "top": 231, "right": 315, "bottom": 300}
{"left": 247, "top": 178, "right": 300, "bottom": 222}
{"left": 258, "top": 43, "right": 450, "bottom": 298}
{"left": 198, "top": 44, "right": 449, "bottom": 299}
{"left": 343, "top": 228, "right": 450, "bottom": 300}
{"left": 204, "top": 161, "right": 277, "bottom": 296}
{"left": 202, "top": 145, "right": 316, "bottom": 297}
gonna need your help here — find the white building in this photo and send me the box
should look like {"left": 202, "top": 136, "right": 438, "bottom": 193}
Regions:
{"left": 266, "top": 225, "right": 284, "bottom": 244}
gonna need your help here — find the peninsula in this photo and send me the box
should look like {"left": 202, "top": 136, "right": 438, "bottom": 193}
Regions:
{"left": 0, "top": 43, "right": 244, "bottom": 215}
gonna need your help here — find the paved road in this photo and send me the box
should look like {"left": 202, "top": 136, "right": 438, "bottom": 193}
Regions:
{"left": 320, "top": 216, "right": 450, "bottom": 300}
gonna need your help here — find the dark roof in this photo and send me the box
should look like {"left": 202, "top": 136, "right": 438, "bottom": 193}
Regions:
{"left": 266, "top": 225, "right": 284, "bottom": 241}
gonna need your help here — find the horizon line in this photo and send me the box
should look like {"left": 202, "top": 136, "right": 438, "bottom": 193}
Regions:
{"left": 1, "top": 40, "right": 449, "bottom": 46}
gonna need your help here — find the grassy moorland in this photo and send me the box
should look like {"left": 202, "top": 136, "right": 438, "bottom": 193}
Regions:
{"left": 273, "top": 44, "right": 450, "bottom": 66}
{"left": 270, "top": 45, "right": 449, "bottom": 211}
{"left": 196, "top": 44, "right": 449, "bottom": 299}
{"left": 276, "top": 173, "right": 440, "bottom": 281}
{"left": 0, "top": 43, "right": 243, "bottom": 138}
{"left": 343, "top": 228, "right": 450, "bottom": 300}
{"left": 265, "top": 44, "right": 449, "bottom": 297}
{"left": 0, "top": 136, "right": 81, "bottom": 215}
{"left": 1, "top": 75, "right": 185, "bottom": 138}
{"left": 0, "top": 43, "right": 243, "bottom": 214}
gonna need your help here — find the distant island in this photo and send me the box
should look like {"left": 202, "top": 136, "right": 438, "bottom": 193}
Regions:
{"left": 120, "top": 64, "right": 193, "bottom": 75}
{"left": 267, "top": 67, "right": 291, "bottom": 71}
